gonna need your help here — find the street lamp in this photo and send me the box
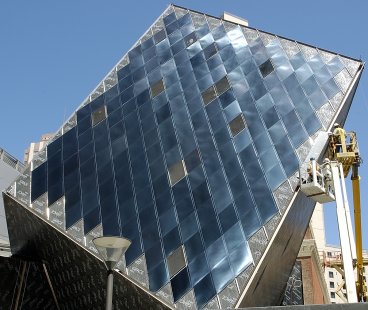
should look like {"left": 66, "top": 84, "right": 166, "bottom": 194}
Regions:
{"left": 92, "top": 236, "right": 131, "bottom": 310}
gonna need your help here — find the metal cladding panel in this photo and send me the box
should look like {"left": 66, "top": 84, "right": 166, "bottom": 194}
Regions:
{"left": 5, "top": 4, "right": 363, "bottom": 309}
{"left": 4, "top": 193, "right": 170, "bottom": 310}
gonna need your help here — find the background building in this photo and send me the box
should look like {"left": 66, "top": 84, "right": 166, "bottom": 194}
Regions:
{"left": 2, "top": 4, "right": 364, "bottom": 309}
{"left": 0, "top": 147, "right": 24, "bottom": 257}
{"left": 23, "top": 133, "right": 53, "bottom": 164}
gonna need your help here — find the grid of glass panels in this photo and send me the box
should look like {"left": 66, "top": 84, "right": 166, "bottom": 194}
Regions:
{"left": 30, "top": 6, "right": 351, "bottom": 308}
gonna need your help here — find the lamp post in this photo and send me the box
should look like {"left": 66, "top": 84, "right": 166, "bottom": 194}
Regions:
{"left": 92, "top": 236, "right": 131, "bottom": 310}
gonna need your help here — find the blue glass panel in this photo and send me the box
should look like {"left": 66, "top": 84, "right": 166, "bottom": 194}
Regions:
{"left": 145, "top": 242, "right": 165, "bottom": 271}
{"left": 326, "top": 56, "right": 344, "bottom": 76}
{"left": 193, "top": 273, "right": 216, "bottom": 309}
{"left": 159, "top": 207, "right": 177, "bottom": 236}
{"left": 141, "top": 36, "right": 154, "bottom": 51}
{"left": 184, "top": 232, "right": 204, "bottom": 262}
{"left": 143, "top": 45, "right": 157, "bottom": 63}
{"left": 155, "top": 189, "right": 173, "bottom": 216}
{"left": 163, "top": 11, "right": 176, "bottom": 26}
{"left": 65, "top": 186, "right": 82, "bottom": 228}
{"left": 149, "top": 261, "right": 169, "bottom": 292}
{"left": 211, "top": 257, "right": 234, "bottom": 293}
{"left": 281, "top": 110, "right": 308, "bottom": 147}
{"left": 125, "top": 235, "right": 143, "bottom": 266}
{"left": 171, "top": 267, "right": 191, "bottom": 302}
{"left": 83, "top": 207, "right": 101, "bottom": 234}
{"left": 218, "top": 204, "right": 238, "bottom": 232}
{"left": 188, "top": 252, "right": 210, "bottom": 286}
{"left": 31, "top": 162, "right": 47, "bottom": 201}
{"left": 117, "top": 64, "right": 131, "bottom": 81}
{"left": 229, "top": 242, "right": 252, "bottom": 275}
{"left": 224, "top": 100, "right": 241, "bottom": 122}
{"left": 321, "top": 78, "right": 340, "bottom": 99}
{"left": 224, "top": 222, "right": 245, "bottom": 253}
{"left": 141, "top": 223, "right": 160, "bottom": 251}
{"left": 302, "top": 75, "right": 320, "bottom": 96}
{"left": 163, "top": 227, "right": 181, "bottom": 256}
{"left": 295, "top": 63, "right": 313, "bottom": 84}
{"left": 76, "top": 104, "right": 91, "bottom": 122}
{"left": 77, "top": 115, "right": 91, "bottom": 136}
{"left": 202, "top": 218, "right": 221, "bottom": 248}
{"left": 314, "top": 65, "right": 332, "bottom": 85}
{"left": 289, "top": 52, "right": 305, "bottom": 70}
{"left": 62, "top": 127, "right": 78, "bottom": 160}
{"left": 178, "top": 13, "right": 191, "bottom": 27}
{"left": 309, "top": 88, "right": 328, "bottom": 109}
{"left": 107, "top": 106, "right": 122, "bottom": 127}
{"left": 179, "top": 211, "right": 199, "bottom": 242}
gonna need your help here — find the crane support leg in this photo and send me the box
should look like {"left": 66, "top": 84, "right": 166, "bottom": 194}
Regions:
{"left": 339, "top": 164, "right": 357, "bottom": 262}
{"left": 331, "top": 163, "right": 358, "bottom": 303}
{"left": 352, "top": 165, "right": 365, "bottom": 301}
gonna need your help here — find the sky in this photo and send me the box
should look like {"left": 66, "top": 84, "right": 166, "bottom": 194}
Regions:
{"left": 0, "top": 0, "right": 367, "bottom": 249}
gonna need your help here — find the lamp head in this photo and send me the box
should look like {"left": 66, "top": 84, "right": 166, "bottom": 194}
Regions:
{"left": 92, "top": 236, "right": 131, "bottom": 270}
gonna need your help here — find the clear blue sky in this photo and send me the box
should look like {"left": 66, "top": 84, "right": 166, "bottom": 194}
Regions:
{"left": 0, "top": 1, "right": 367, "bottom": 248}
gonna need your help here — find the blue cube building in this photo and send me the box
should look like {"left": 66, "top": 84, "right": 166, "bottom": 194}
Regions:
{"left": 3, "top": 4, "right": 363, "bottom": 309}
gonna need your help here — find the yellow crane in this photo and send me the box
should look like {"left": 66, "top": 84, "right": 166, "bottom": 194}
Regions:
{"left": 328, "top": 128, "right": 366, "bottom": 302}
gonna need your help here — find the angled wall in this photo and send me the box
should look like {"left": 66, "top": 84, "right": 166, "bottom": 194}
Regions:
{"left": 4, "top": 4, "right": 363, "bottom": 309}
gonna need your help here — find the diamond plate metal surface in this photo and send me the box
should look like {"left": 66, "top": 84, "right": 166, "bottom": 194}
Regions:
{"left": 259, "top": 32, "right": 276, "bottom": 46}
{"left": 330, "top": 91, "right": 344, "bottom": 111}
{"left": 319, "top": 50, "right": 335, "bottom": 64}
{"left": 296, "top": 139, "right": 313, "bottom": 164}
{"left": 335, "top": 68, "right": 353, "bottom": 93}
{"left": 190, "top": 11, "right": 206, "bottom": 28}
{"left": 203, "top": 296, "right": 220, "bottom": 310}
{"left": 316, "top": 102, "right": 335, "bottom": 130}
{"left": 280, "top": 38, "right": 300, "bottom": 58}
{"left": 206, "top": 16, "right": 222, "bottom": 30}
{"left": 264, "top": 212, "right": 282, "bottom": 239}
{"left": 282, "top": 260, "right": 304, "bottom": 305}
{"left": 85, "top": 224, "right": 103, "bottom": 254}
{"left": 48, "top": 197, "right": 65, "bottom": 231}
{"left": 66, "top": 219, "right": 84, "bottom": 244}
{"left": 32, "top": 193, "right": 47, "bottom": 218}
{"left": 298, "top": 44, "right": 317, "bottom": 61}
{"left": 218, "top": 279, "right": 240, "bottom": 309}
{"left": 176, "top": 289, "right": 196, "bottom": 310}
{"left": 174, "top": 6, "right": 188, "bottom": 18}
{"left": 236, "top": 264, "right": 255, "bottom": 292}
{"left": 241, "top": 27, "right": 258, "bottom": 42}
{"left": 127, "top": 254, "right": 149, "bottom": 288}
{"left": 155, "top": 282, "right": 174, "bottom": 305}
{"left": 63, "top": 114, "right": 76, "bottom": 134}
{"left": 273, "top": 180, "right": 293, "bottom": 214}
{"left": 248, "top": 228, "right": 268, "bottom": 265}
{"left": 15, "top": 168, "right": 31, "bottom": 205}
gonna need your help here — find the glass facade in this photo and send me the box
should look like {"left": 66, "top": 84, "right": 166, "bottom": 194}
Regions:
{"left": 24, "top": 4, "right": 362, "bottom": 309}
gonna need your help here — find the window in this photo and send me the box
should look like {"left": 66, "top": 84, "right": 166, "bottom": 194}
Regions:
{"left": 329, "top": 281, "right": 335, "bottom": 288}
{"left": 168, "top": 160, "right": 187, "bottom": 186}
{"left": 259, "top": 59, "right": 274, "bottom": 78}
{"left": 203, "top": 43, "right": 217, "bottom": 60}
{"left": 215, "top": 76, "right": 230, "bottom": 95}
{"left": 329, "top": 271, "right": 334, "bottom": 278}
{"left": 229, "top": 114, "right": 246, "bottom": 137}
{"left": 327, "top": 251, "right": 332, "bottom": 258}
{"left": 330, "top": 292, "right": 335, "bottom": 299}
{"left": 151, "top": 79, "right": 165, "bottom": 97}
{"left": 92, "top": 106, "right": 107, "bottom": 126}
{"left": 201, "top": 86, "right": 216, "bottom": 105}
{"left": 167, "top": 246, "right": 186, "bottom": 278}
{"left": 184, "top": 32, "right": 197, "bottom": 47}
